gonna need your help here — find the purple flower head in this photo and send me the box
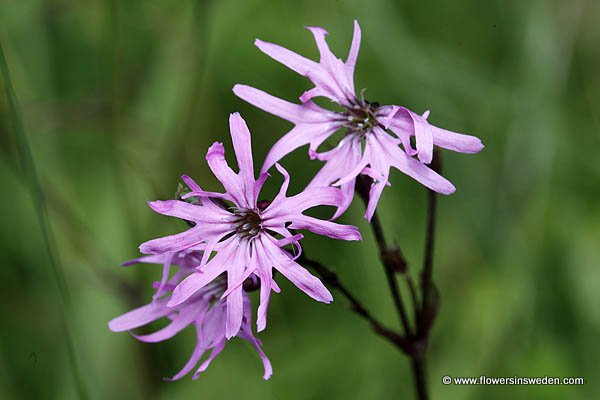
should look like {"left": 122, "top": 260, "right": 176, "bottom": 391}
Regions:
{"left": 138, "top": 113, "right": 361, "bottom": 338}
{"left": 233, "top": 20, "right": 484, "bottom": 221}
{"left": 109, "top": 251, "right": 272, "bottom": 380}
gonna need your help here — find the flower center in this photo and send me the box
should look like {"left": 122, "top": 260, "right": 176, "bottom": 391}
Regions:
{"left": 342, "top": 96, "right": 380, "bottom": 138}
{"left": 232, "top": 207, "right": 262, "bottom": 239}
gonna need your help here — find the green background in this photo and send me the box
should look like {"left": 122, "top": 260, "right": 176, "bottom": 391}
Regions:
{"left": 1, "top": 0, "right": 598, "bottom": 399}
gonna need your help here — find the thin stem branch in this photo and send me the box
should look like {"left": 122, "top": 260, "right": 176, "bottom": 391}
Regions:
{"left": 355, "top": 169, "right": 443, "bottom": 400}
{"left": 421, "top": 177, "right": 437, "bottom": 306}
{"left": 298, "top": 255, "right": 413, "bottom": 354}
{"left": 418, "top": 151, "right": 441, "bottom": 337}
{"left": 412, "top": 151, "right": 442, "bottom": 400}
{"left": 406, "top": 274, "right": 420, "bottom": 323}
{"left": 356, "top": 176, "right": 413, "bottom": 337}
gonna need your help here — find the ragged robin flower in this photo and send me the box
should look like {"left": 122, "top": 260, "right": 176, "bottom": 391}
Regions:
{"left": 234, "top": 20, "right": 484, "bottom": 221}
{"left": 109, "top": 250, "right": 272, "bottom": 380}
{"left": 138, "top": 113, "right": 361, "bottom": 338}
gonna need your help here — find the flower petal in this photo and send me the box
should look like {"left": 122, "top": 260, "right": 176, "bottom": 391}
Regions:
{"left": 263, "top": 186, "right": 344, "bottom": 220}
{"left": 265, "top": 163, "right": 291, "bottom": 210}
{"left": 299, "top": 86, "right": 328, "bottom": 103}
{"left": 153, "top": 253, "right": 175, "bottom": 299}
{"left": 233, "top": 85, "right": 329, "bottom": 124}
{"left": 386, "top": 107, "right": 433, "bottom": 164}
{"left": 255, "top": 38, "right": 317, "bottom": 76}
{"left": 333, "top": 136, "right": 372, "bottom": 186}
{"left": 375, "top": 129, "right": 456, "bottom": 195}
{"left": 133, "top": 306, "right": 199, "bottom": 343}
{"left": 261, "top": 123, "right": 337, "bottom": 173}
{"left": 121, "top": 253, "right": 169, "bottom": 267}
{"left": 431, "top": 125, "right": 484, "bottom": 153}
{"left": 345, "top": 20, "right": 361, "bottom": 75}
{"left": 305, "top": 26, "right": 355, "bottom": 103}
{"left": 168, "top": 257, "right": 228, "bottom": 307}
{"left": 229, "top": 113, "right": 254, "bottom": 179}
{"left": 147, "top": 200, "right": 230, "bottom": 223}
{"left": 192, "top": 340, "right": 226, "bottom": 380}
{"left": 225, "top": 285, "right": 244, "bottom": 339}
{"left": 262, "top": 237, "right": 333, "bottom": 303}
{"left": 238, "top": 322, "right": 273, "bottom": 379}
{"left": 249, "top": 338, "right": 273, "bottom": 380}
{"left": 206, "top": 142, "right": 247, "bottom": 207}
{"left": 288, "top": 215, "right": 361, "bottom": 241}
{"left": 181, "top": 189, "right": 233, "bottom": 202}
{"left": 139, "top": 227, "right": 203, "bottom": 254}
{"left": 274, "top": 233, "right": 304, "bottom": 248}
{"left": 253, "top": 243, "right": 272, "bottom": 332}
{"left": 360, "top": 133, "right": 393, "bottom": 220}
{"left": 412, "top": 111, "right": 434, "bottom": 164}
{"left": 364, "top": 173, "right": 388, "bottom": 222}
{"left": 229, "top": 113, "right": 259, "bottom": 206}
{"left": 181, "top": 175, "right": 228, "bottom": 212}
{"left": 165, "top": 343, "right": 205, "bottom": 381}
{"left": 108, "top": 298, "right": 171, "bottom": 332}
{"left": 275, "top": 261, "right": 332, "bottom": 303}
{"left": 307, "top": 137, "right": 362, "bottom": 219}
{"left": 268, "top": 227, "right": 303, "bottom": 260}
{"left": 225, "top": 245, "right": 248, "bottom": 339}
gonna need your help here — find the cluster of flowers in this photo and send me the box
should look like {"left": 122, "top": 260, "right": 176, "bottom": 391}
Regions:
{"left": 109, "top": 21, "right": 483, "bottom": 381}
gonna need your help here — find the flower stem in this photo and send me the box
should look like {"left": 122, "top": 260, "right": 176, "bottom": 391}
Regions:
{"left": 411, "top": 356, "right": 429, "bottom": 400}
{"left": 298, "top": 255, "right": 413, "bottom": 353}
{"left": 356, "top": 176, "right": 413, "bottom": 337}
{"left": 355, "top": 167, "right": 445, "bottom": 400}
{"left": 418, "top": 152, "right": 440, "bottom": 336}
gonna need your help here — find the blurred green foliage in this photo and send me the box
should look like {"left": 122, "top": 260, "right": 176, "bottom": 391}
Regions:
{"left": 1, "top": 0, "right": 599, "bottom": 399}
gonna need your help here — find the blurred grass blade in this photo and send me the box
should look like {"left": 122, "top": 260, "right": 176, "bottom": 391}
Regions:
{"left": 0, "top": 41, "right": 89, "bottom": 400}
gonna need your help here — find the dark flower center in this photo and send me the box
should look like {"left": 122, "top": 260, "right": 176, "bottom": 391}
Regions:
{"left": 232, "top": 207, "right": 262, "bottom": 239}
{"left": 343, "top": 96, "right": 380, "bottom": 138}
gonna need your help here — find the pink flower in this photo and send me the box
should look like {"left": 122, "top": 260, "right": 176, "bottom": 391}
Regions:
{"left": 109, "top": 251, "right": 272, "bottom": 380}
{"left": 233, "top": 20, "right": 484, "bottom": 221}
{"left": 139, "top": 113, "right": 361, "bottom": 338}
